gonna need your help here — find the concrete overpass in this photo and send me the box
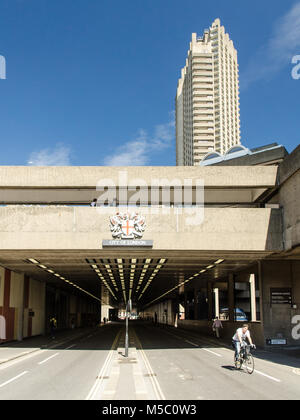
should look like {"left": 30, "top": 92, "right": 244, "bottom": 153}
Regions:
{"left": 0, "top": 146, "right": 299, "bottom": 347}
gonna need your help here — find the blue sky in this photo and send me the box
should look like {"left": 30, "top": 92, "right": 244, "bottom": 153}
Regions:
{"left": 0, "top": 0, "right": 299, "bottom": 166}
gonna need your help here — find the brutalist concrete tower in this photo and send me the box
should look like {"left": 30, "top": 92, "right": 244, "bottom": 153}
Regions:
{"left": 176, "top": 18, "right": 241, "bottom": 165}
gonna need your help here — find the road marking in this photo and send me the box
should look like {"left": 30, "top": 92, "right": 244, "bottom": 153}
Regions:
{"left": 184, "top": 339, "right": 199, "bottom": 347}
{"left": 38, "top": 352, "right": 59, "bottom": 365}
{"left": 150, "top": 326, "right": 286, "bottom": 386}
{"left": 0, "top": 349, "right": 47, "bottom": 371}
{"left": 255, "top": 369, "right": 281, "bottom": 383}
{"left": 293, "top": 368, "right": 300, "bottom": 376}
{"left": 202, "top": 348, "right": 222, "bottom": 358}
{"left": 0, "top": 371, "right": 28, "bottom": 388}
{"left": 133, "top": 329, "right": 166, "bottom": 400}
{"left": 86, "top": 329, "right": 121, "bottom": 400}
{"left": 65, "top": 344, "right": 76, "bottom": 350}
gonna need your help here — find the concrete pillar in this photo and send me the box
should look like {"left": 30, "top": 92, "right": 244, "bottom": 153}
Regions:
{"left": 207, "top": 282, "right": 213, "bottom": 321}
{"left": 194, "top": 288, "right": 199, "bottom": 320}
{"left": 184, "top": 290, "right": 188, "bottom": 319}
{"left": 214, "top": 287, "right": 220, "bottom": 319}
{"left": 228, "top": 273, "right": 235, "bottom": 322}
{"left": 249, "top": 274, "right": 257, "bottom": 322}
{"left": 258, "top": 261, "right": 264, "bottom": 323}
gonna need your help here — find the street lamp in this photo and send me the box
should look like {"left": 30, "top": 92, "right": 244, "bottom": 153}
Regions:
{"left": 125, "top": 299, "right": 132, "bottom": 357}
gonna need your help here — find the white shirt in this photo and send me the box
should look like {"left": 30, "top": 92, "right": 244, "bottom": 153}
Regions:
{"left": 232, "top": 328, "right": 250, "bottom": 342}
{"left": 213, "top": 319, "right": 222, "bottom": 328}
{"left": 0, "top": 315, "right": 6, "bottom": 340}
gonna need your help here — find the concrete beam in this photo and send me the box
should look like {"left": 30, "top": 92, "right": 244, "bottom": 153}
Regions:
{"left": 0, "top": 206, "right": 283, "bottom": 252}
{"left": 0, "top": 166, "right": 278, "bottom": 188}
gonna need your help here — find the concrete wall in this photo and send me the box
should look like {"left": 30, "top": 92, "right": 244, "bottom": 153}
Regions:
{"left": 29, "top": 278, "right": 45, "bottom": 337}
{"left": 0, "top": 266, "right": 46, "bottom": 342}
{"left": 278, "top": 145, "right": 300, "bottom": 252}
{"left": 0, "top": 206, "right": 283, "bottom": 252}
{"left": 260, "top": 260, "right": 300, "bottom": 346}
{"left": 142, "top": 299, "right": 175, "bottom": 326}
{"left": 10, "top": 271, "right": 24, "bottom": 340}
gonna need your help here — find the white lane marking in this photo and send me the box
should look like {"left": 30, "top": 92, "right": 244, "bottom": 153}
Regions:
{"left": 161, "top": 328, "right": 222, "bottom": 358}
{"left": 86, "top": 330, "right": 121, "bottom": 400}
{"left": 255, "top": 369, "right": 281, "bottom": 383}
{"left": 202, "top": 348, "right": 222, "bottom": 358}
{"left": 0, "top": 371, "right": 28, "bottom": 388}
{"left": 293, "top": 368, "right": 300, "bottom": 376}
{"left": 184, "top": 339, "right": 199, "bottom": 347}
{"left": 65, "top": 344, "right": 76, "bottom": 350}
{"left": 153, "top": 327, "right": 284, "bottom": 384}
{"left": 38, "top": 352, "right": 59, "bottom": 365}
{"left": 133, "top": 330, "right": 166, "bottom": 401}
{"left": 0, "top": 349, "right": 46, "bottom": 371}
{"left": 86, "top": 348, "right": 114, "bottom": 400}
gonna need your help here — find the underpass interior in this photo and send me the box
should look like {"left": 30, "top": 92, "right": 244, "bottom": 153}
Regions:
{"left": 1, "top": 255, "right": 300, "bottom": 401}
{"left": 0, "top": 248, "right": 266, "bottom": 330}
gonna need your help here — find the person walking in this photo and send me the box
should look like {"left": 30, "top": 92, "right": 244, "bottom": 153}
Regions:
{"left": 71, "top": 317, "right": 75, "bottom": 329}
{"left": 50, "top": 316, "right": 57, "bottom": 339}
{"left": 212, "top": 316, "right": 223, "bottom": 338}
{"left": 90, "top": 198, "right": 97, "bottom": 207}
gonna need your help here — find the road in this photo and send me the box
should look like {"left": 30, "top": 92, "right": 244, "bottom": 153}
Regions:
{"left": 0, "top": 322, "right": 300, "bottom": 400}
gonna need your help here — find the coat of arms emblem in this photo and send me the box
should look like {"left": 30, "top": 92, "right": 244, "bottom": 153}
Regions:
{"left": 109, "top": 212, "right": 146, "bottom": 239}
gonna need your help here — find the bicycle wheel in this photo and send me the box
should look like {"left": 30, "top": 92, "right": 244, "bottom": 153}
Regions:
{"left": 234, "top": 354, "right": 242, "bottom": 370}
{"left": 244, "top": 354, "right": 254, "bottom": 374}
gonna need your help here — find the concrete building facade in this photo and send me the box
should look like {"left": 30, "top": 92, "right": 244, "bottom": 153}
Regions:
{"left": 176, "top": 18, "right": 241, "bottom": 165}
{"left": 0, "top": 145, "right": 299, "bottom": 348}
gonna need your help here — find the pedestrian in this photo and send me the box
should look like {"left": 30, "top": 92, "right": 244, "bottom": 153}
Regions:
{"left": 0, "top": 315, "right": 6, "bottom": 340}
{"left": 90, "top": 198, "right": 97, "bottom": 207}
{"left": 212, "top": 316, "right": 223, "bottom": 338}
{"left": 71, "top": 317, "right": 75, "bottom": 329}
{"left": 50, "top": 316, "right": 57, "bottom": 339}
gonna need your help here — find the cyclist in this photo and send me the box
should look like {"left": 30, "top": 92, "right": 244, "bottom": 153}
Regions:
{"left": 232, "top": 324, "right": 255, "bottom": 362}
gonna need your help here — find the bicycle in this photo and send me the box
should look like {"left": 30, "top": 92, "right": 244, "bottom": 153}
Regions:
{"left": 234, "top": 341, "right": 255, "bottom": 374}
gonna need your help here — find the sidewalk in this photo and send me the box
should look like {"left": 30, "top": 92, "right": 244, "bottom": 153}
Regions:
{"left": 0, "top": 326, "right": 99, "bottom": 365}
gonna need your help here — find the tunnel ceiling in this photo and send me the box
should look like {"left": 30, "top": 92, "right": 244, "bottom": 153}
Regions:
{"left": 0, "top": 249, "right": 276, "bottom": 309}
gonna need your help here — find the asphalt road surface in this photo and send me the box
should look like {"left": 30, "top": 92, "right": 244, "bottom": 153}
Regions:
{"left": 0, "top": 322, "right": 300, "bottom": 400}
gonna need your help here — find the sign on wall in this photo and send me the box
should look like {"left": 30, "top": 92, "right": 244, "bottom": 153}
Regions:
{"left": 270, "top": 288, "right": 292, "bottom": 306}
{"left": 103, "top": 212, "right": 152, "bottom": 247}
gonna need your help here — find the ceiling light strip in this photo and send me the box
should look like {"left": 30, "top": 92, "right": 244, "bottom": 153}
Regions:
{"left": 27, "top": 259, "right": 102, "bottom": 303}
{"left": 144, "top": 260, "right": 225, "bottom": 306}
